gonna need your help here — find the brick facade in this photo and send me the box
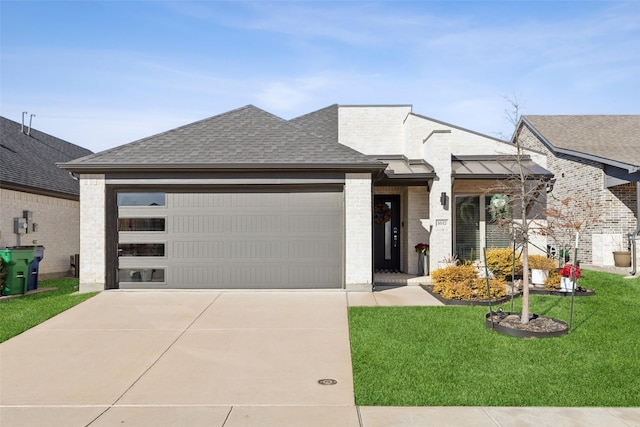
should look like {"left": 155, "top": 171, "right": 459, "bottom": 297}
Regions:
{"left": 516, "top": 124, "right": 638, "bottom": 265}
{"left": 344, "top": 173, "right": 373, "bottom": 290}
{"left": 0, "top": 188, "right": 80, "bottom": 278}
{"left": 78, "top": 174, "right": 106, "bottom": 292}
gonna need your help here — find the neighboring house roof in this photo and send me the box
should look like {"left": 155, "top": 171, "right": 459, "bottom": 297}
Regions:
{"left": 0, "top": 116, "right": 93, "bottom": 199}
{"left": 60, "top": 105, "right": 382, "bottom": 172}
{"left": 522, "top": 115, "right": 640, "bottom": 171}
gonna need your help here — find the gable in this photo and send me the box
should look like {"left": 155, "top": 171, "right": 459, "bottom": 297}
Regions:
{"left": 62, "top": 105, "right": 381, "bottom": 172}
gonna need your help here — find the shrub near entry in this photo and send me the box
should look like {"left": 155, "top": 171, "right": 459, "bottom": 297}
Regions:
{"left": 432, "top": 265, "right": 506, "bottom": 300}
{"left": 485, "top": 247, "right": 523, "bottom": 279}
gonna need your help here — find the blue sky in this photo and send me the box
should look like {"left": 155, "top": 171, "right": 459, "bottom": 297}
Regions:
{"left": 1, "top": 1, "right": 639, "bottom": 153}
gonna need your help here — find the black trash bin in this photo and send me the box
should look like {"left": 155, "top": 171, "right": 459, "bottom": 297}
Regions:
{"left": 27, "top": 245, "right": 45, "bottom": 291}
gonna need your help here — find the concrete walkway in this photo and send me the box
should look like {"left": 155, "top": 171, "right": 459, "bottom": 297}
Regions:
{"left": 1, "top": 287, "right": 639, "bottom": 426}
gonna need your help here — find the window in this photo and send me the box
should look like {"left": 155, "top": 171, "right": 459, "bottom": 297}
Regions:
{"left": 117, "top": 192, "right": 166, "bottom": 207}
{"left": 118, "top": 218, "right": 166, "bottom": 232}
{"left": 118, "top": 268, "right": 165, "bottom": 283}
{"left": 118, "top": 243, "right": 165, "bottom": 257}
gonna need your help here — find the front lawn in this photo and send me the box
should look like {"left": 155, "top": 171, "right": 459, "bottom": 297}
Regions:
{"left": 0, "top": 278, "right": 96, "bottom": 343}
{"left": 349, "top": 270, "right": 640, "bottom": 406}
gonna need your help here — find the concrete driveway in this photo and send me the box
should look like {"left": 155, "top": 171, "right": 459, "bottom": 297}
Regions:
{"left": 3, "top": 288, "right": 639, "bottom": 426}
{"left": 0, "top": 290, "right": 357, "bottom": 426}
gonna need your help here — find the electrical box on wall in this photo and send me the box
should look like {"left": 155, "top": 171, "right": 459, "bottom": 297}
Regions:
{"left": 14, "top": 218, "right": 28, "bottom": 234}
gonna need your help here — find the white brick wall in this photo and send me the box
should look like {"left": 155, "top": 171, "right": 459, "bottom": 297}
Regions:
{"left": 79, "top": 174, "right": 106, "bottom": 292}
{"left": 407, "top": 186, "right": 429, "bottom": 274}
{"left": 0, "top": 188, "right": 80, "bottom": 277}
{"left": 339, "top": 106, "right": 411, "bottom": 155}
{"left": 344, "top": 173, "right": 373, "bottom": 290}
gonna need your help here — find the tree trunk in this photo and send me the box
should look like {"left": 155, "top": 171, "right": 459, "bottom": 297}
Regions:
{"left": 519, "top": 144, "right": 530, "bottom": 324}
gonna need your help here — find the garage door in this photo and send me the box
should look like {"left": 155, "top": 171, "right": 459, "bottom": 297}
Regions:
{"left": 116, "top": 190, "right": 344, "bottom": 289}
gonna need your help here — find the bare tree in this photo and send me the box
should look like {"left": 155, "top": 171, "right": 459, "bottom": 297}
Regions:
{"left": 544, "top": 195, "right": 604, "bottom": 261}
{"left": 488, "top": 97, "right": 550, "bottom": 323}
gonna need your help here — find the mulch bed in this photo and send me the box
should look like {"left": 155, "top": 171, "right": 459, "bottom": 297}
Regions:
{"left": 486, "top": 311, "right": 569, "bottom": 338}
{"left": 420, "top": 285, "right": 518, "bottom": 306}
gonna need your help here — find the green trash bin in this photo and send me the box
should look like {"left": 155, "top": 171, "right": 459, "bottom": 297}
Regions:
{"left": 0, "top": 247, "right": 35, "bottom": 296}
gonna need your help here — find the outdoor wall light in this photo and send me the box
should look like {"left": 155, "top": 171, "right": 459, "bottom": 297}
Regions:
{"left": 546, "top": 178, "right": 557, "bottom": 193}
{"left": 440, "top": 192, "right": 448, "bottom": 206}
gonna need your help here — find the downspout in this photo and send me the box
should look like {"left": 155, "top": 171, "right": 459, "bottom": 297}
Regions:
{"left": 629, "top": 181, "right": 640, "bottom": 276}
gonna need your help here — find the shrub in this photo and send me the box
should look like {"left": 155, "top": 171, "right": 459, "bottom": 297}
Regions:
{"left": 474, "top": 278, "right": 507, "bottom": 299}
{"left": 432, "top": 265, "right": 506, "bottom": 300}
{"left": 484, "top": 248, "right": 522, "bottom": 279}
{"left": 528, "top": 254, "right": 557, "bottom": 271}
{"left": 432, "top": 264, "right": 477, "bottom": 285}
{"left": 544, "top": 271, "right": 561, "bottom": 290}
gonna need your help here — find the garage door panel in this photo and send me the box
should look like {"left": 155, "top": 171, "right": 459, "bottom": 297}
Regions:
{"left": 118, "top": 190, "right": 344, "bottom": 289}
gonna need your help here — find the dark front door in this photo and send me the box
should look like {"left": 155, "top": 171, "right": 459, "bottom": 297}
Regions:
{"left": 374, "top": 195, "right": 401, "bottom": 272}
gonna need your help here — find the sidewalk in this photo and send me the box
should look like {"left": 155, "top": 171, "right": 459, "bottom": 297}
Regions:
{"left": 1, "top": 287, "right": 638, "bottom": 427}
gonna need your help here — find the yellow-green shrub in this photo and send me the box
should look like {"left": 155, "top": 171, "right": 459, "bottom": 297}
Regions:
{"left": 474, "top": 278, "right": 507, "bottom": 299}
{"left": 432, "top": 265, "right": 506, "bottom": 300}
{"left": 432, "top": 264, "right": 477, "bottom": 285}
{"left": 544, "top": 271, "right": 561, "bottom": 290}
{"left": 484, "top": 248, "right": 522, "bottom": 279}
{"left": 528, "top": 255, "right": 557, "bottom": 271}
{"left": 438, "top": 282, "right": 475, "bottom": 300}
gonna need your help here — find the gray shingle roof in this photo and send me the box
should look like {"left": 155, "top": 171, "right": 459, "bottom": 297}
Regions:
{"left": 289, "top": 104, "right": 339, "bottom": 144}
{"left": 0, "top": 116, "right": 93, "bottom": 197}
{"left": 523, "top": 115, "right": 640, "bottom": 168}
{"left": 62, "top": 105, "right": 381, "bottom": 171}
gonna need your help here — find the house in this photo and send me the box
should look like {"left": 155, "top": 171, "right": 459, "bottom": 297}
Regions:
{"left": 59, "top": 104, "right": 551, "bottom": 292}
{"left": 515, "top": 115, "right": 640, "bottom": 268}
{"left": 0, "top": 116, "right": 93, "bottom": 279}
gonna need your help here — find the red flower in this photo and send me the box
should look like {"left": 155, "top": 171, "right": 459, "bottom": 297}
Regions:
{"left": 560, "top": 264, "right": 581, "bottom": 279}
{"left": 415, "top": 243, "right": 430, "bottom": 254}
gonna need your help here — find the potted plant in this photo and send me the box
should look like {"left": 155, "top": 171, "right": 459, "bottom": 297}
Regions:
{"left": 612, "top": 237, "right": 631, "bottom": 267}
{"left": 528, "top": 255, "right": 557, "bottom": 285}
{"left": 415, "top": 243, "right": 429, "bottom": 276}
{"left": 559, "top": 263, "right": 581, "bottom": 292}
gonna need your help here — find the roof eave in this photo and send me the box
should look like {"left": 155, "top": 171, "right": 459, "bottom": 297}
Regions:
{"left": 57, "top": 162, "right": 386, "bottom": 174}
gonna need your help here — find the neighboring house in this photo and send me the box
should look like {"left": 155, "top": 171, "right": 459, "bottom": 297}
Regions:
{"left": 515, "top": 115, "right": 640, "bottom": 267}
{"left": 0, "top": 116, "right": 93, "bottom": 279}
{"left": 59, "top": 104, "right": 551, "bottom": 293}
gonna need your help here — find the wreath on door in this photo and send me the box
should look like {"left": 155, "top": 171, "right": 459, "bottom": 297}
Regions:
{"left": 489, "top": 194, "right": 510, "bottom": 220}
{"left": 374, "top": 202, "right": 392, "bottom": 224}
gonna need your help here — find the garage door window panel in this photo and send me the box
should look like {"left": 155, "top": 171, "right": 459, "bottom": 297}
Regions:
{"left": 118, "top": 243, "right": 165, "bottom": 257}
{"left": 118, "top": 218, "right": 166, "bottom": 232}
{"left": 117, "top": 192, "right": 166, "bottom": 207}
{"left": 118, "top": 268, "right": 165, "bottom": 283}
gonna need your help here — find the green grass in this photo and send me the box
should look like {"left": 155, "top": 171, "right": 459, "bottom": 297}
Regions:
{"left": 0, "top": 278, "right": 97, "bottom": 343}
{"left": 349, "top": 270, "right": 640, "bottom": 407}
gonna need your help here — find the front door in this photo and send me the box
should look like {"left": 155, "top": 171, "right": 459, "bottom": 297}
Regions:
{"left": 374, "top": 195, "right": 401, "bottom": 272}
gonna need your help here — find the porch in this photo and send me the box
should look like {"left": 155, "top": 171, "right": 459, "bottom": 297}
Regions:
{"left": 373, "top": 272, "right": 432, "bottom": 287}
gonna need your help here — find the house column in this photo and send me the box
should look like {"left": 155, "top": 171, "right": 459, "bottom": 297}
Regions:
{"left": 79, "top": 174, "right": 106, "bottom": 293}
{"left": 344, "top": 173, "right": 373, "bottom": 291}
{"left": 424, "top": 136, "right": 454, "bottom": 273}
